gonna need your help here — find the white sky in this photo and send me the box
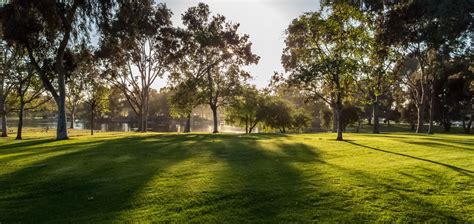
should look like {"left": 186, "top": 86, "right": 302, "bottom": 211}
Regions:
{"left": 154, "top": 0, "right": 320, "bottom": 89}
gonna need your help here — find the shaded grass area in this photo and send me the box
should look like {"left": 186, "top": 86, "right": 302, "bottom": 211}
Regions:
{"left": 0, "top": 132, "right": 473, "bottom": 223}
{"left": 345, "top": 123, "right": 469, "bottom": 134}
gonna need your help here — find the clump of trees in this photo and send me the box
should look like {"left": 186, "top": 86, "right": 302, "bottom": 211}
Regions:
{"left": 0, "top": 1, "right": 261, "bottom": 139}
{"left": 282, "top": 3, "right": 369, "bottom": 140}
{"left": 98, "top": 1, "right": 177, "bottom": 133}
{"left": 0, "top": 0, "right": 472, "bottom": 141}
{"left": 279, "top": 0, "right": 473, "bottom": 140}
{"left": 1, "top": 0, "right": 119, "bottom": 140}
{"left": 170, "top": 3, "right": 259, "bottom": 133}
{"left": 224, "top": 85, "right": 313, "bottom": 134}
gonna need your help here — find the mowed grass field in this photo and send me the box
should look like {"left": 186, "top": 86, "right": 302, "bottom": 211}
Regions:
{"left": 0, "top": 130, "right": 473, "bottom": 223}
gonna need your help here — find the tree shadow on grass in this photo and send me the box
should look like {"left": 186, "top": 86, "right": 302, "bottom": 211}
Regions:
{"left": 345, "top": 140, "right": 473, "bottom": 176}
{"left": 0, "top": 138, "right": 57, "bottom": 151}
{"left": 0, "top": 134, "right": 201, "bottom": 223}
{"left": 358, "top": 134, "right": 474, "bottom": 150}
{"left": 2, "top": 134, "right": 315, "bottom": 223}
{"left": 323, "top": 162, "right": 466, "bottom": 222}
{"left": 187, "top": 139, "right": 319, "bottom": 222}
{"left": 0, "top": 141, "right": 105, "bottom": 165}
{"left": 166, "top": 136, "right": 375, "bottom": 223}
{"left": 401, "top": 140, "right": 474, "bottom": 151}
{"left": 0, "top": 134, "right": 417, "bottom": 222}
{"left": 2, "top": 133, "right": 469, "bottom": 223}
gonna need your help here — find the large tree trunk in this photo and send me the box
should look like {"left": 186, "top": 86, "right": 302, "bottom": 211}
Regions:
{"left": 70, "top": 108, "right": 75, "bottom": 129}
{"left": 372, "top": 99, "right": 380, "bottom": 134}
{"left": 90, "top": 109, "right": 94, "bottom": 136}
{"left": 184, "top": 113, "right": 191, "bottom": 133}
{"left": 1, "top": 112, "right": 6, "bottom": 137}
{"left": 0, "top": 75, "right": 7, "bottom": 138}
{"left": 142, "top": 112, "right": 147, "bottom": 132}
{"left": 137, "top": 110, "right": 143, "bottom": 132}
{"left": 336, "top": 106, "right": 343, "bottom": 141}
{"left": 463, "top": 115, "right": 472, "bottom": 134}
{"left": 427, "top": 85, "right": 436, "bottom": 134}
{"left": 139, "top": 99, "right": 146, "bottom": 132}
{"left": 443, "top": 121, "right": 451, "bottom": 132}
{"left": 54, "top": 24, "right": 72, "bottom": 140}
{"left": 331, "top": 106, "right": 338, "bottom": 133}
{"left": 211, "top": 104, "right": 218, "bottom": 133}
{"left": 249, "top": 120, "right": 258, "bottom": 134}
{"left": 16, "top": 101, "right": 25, "bottom": 140}
{"left": 245, "top": 115, "right": 249, "bottom": 134}
{"left": 143, "top": 92, "right": 149, "bottom": 132}
{"left": 55, "top": 93, "right": 69, "bottom": 140}
{"left": 416, "top": 103, "right": 425, "bottom": 133}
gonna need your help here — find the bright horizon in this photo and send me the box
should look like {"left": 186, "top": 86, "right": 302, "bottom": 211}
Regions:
{"left": 153, "top": 0, "right": 320, "bottom": 90}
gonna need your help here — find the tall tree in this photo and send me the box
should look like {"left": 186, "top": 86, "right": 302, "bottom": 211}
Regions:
{"left": 10, "top": 56, "right": 47, "bottom": 140}
{"left": 0, "top": 42, "right": 14, "bottom": 137}
{"left": 359, "top": 27, "right": 399, "bottom": 133}
{"left": 181, "top": 3, "right": 259, "bottom": 133}
{"left": 400, "top": 100, "right": 418, "bottom": 131}
{"left": 167, "top": 29, "right": 208, "bottom": 133}
{"left": 168, "top": 81, "right": 202, "bottom": 133}
{"left": 282, "top": 3, "right": 367, "bottom": 140}
{"left": 84, "top": 78, "right": 110, "bottom": 136}
{"left": 225, "top": 85, "right": 264, "bottom": 134}
{"left": 66, "top": 45, "right": 93, "bottom": 129}
{"left": 379, "top": 0, "right": 473, "bottom": 134}
{"left": 2, "top": 0, "right": 116, "bottom": 140}
{"left": 438, "top": 73, "right": 471, "bottom": 132}
{"left": 260, "top": 97, "right": 294, "bottom": 133}
{"left": 292, "top": 109, "right": 313, "bottom": 133}
{"left": 99, "top": 1, "right": 177, "bottom": 132}
{"left": 395, "top": 54, "right": 431, "bottom": 133}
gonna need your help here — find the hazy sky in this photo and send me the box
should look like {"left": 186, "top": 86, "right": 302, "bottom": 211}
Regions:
{"left": 155, "top": 0, "right": 320, "bottom": 89}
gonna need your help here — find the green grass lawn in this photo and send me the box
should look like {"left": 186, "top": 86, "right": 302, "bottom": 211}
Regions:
{"left": 0, "top": 130, "right": 473, "bottom": 223}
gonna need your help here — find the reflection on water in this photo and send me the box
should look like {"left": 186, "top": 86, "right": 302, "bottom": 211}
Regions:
{"left": 4, "top": 119, "right": 134, "bottom": 132}
{"left": 3, "top": 118, "right": 248, "bottom": 133}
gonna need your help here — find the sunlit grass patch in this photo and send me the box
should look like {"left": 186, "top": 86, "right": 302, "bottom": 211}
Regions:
{"left": 0, "top": 132, "right": 472, "bottom": 223}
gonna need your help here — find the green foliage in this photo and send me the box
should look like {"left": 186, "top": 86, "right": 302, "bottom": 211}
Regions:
{"left": 260, "top": 97, "right": 294, "bottom": 133}
{"left": 82, "top": 55, "right": 110, "bottom": 119}
{"left": 181, "top": 4, "right": 259, "bottom": 102}
{"left": 168, "top": 80, "right": 202, "bottom": 119}
{"left": 340, "top": 105, "right": 361, "bottom": 129}
{"left": 380, "top": 0, "right": 473, "bottom": 49}
{"left": 282, "top": 3, "right": 368, "bottom": 101}
{"left": 85, "top": 81, "right": 110, "bottom": 118}
{"left": 2, "top": 0, "right": 120, "bottom": 139}
{"left": 225, "top": 85, "right": 264, "bottom": 133}
{"left": 257, "top": 96, "right": 313, "bottom": 133}
{"left": 148, "top": 89, "right": 171, "bottom": 119}
{"left": 292, "top": 109, "right": 313, "bottom": 132}
{"left": 97, "top": 2, "right": 177, "bottom": 132}
{"left": 106, "top": 86, "right": 128, "bottom": 119}
{"left": 319, "top": 109, "right": 332, "bottom": 130}
{"left": 66, "top": 45, "right": 95, "bottom": 114}
{"left": 282, "top": 2, "right": 369, "bottom": 139}
{"left": 400, "top": 102, "right": 417, "bottom": 124}
{"left": 170, "top": 3, "right": 260, "bottom": 133}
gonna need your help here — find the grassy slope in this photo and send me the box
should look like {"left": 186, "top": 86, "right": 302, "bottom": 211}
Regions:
{"left": 0, "top": 130, "right": 472, "bottom": 223}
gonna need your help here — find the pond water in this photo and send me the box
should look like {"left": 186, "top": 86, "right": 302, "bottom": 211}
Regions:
{"left": 2, "top": 118, "right": 247, "bottom": 133}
